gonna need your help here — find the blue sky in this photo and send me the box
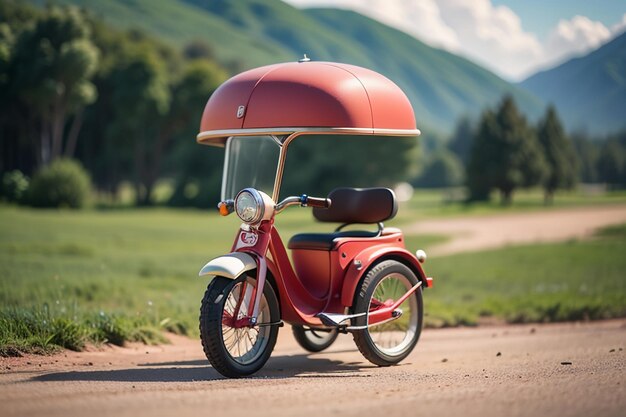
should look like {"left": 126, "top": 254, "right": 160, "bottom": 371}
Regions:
{"left": 493, "top": 0, "right": 626, "bottom": 38}
{"left": 285, "top": 0, "right": 626, "bottom": 80}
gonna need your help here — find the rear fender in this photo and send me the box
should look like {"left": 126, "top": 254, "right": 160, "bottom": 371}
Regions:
{"left": 340, "top": 247, "right": 427, "bottom": 307}
{"left": 198, "top": 252, "right": 257, "bottom": 280}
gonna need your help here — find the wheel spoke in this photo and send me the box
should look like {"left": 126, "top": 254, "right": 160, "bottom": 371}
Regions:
{"left": 216, "top": 279, "right": 273, "bottom": 365}
{"left": 366, "top": 273, "right": 418, "bottom": 355}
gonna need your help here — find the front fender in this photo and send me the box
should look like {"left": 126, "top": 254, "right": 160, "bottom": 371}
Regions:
{"left": 198, "top": 252, "right": 257, "bottom": 279}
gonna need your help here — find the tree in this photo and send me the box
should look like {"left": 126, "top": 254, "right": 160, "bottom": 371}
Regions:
{"left": 280, "top": 134, "right": 419, "bottom": 199}
{"left": 414, "top": 149, "right": 464, "bottom": 188}
{"left": 570, "top": 131, "right": 600, "bottom": 183}
{"left": 597, "top": 140, "right": 625, "bottom": 188}
{"left": 105, "top": 43, "right": 171, "bottom": 205}
{"left": 537, "top": 106, "right": 577, "bottom": 204}
{"left": 0, "top": 1, "right": 41, "bottom": 175}
{"left": 467, "top": 96, "right": 547, "bottom": 204}
{"left": 448, "top": 116, "right": 475, "bottom": 164}
{"left": 10, "top": 6, "right": 99, "bottom": 165}
{"left": 166, "top": 60, "right": 227, "bottom": 208}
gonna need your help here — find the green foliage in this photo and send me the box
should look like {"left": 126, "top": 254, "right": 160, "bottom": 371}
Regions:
{"left": 280, "top": 135, "right": 418, "bottom": 197}
{"left": 467, "top": 96, "right": 548, "bottom": 204}
{"left": 414, "top": 150, "right": 464, "bottom": 188}
{"left": 571, "top": 132, "right": 600, "bottom": 183}
{"left": 10, "top": 4, "right": 99, "bottom": 163}
{"left": 448, "top": 116, "right": 475, "bottom": 164}
{"left": 1, "top": 170, "right": 29, "bottom": 203}
{"left": 537, "top": 106, "right": 578, "bottom": 202}
{"left": 597, "top": 139, "right": 626, "bottom": 187}
{"left": 28, "top": 158, "right": 92, "bottom": 208}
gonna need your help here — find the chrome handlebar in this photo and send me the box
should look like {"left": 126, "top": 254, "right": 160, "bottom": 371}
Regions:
{"left": 275, "top": 194, "right": 331, "bottom": 213}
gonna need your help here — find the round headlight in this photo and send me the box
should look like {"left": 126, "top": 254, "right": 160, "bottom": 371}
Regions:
{"left": 235, "top": 188, "right": 264, "bottom": 224}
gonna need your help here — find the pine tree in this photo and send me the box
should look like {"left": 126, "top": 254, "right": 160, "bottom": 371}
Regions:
{"left": 467, "top": 96, "right": 547, "bottom": 204}
{"left": 537, "top": 106, "right": 577, "bottom": 204}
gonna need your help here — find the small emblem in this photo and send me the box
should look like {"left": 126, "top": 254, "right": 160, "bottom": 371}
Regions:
{"left": 236, "top": 105, "right": 246, "bottom": 119}
{"left": 240, "top": 231, "right": 258, "bottom": 246}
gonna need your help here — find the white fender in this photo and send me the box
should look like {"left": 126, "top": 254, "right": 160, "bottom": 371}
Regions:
{"left": 198, "top": 252, "right": 257, "bottom": 279}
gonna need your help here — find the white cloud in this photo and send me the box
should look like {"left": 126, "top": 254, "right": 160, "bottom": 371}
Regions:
{"left": 611, "top": 14, "right": 626, "bottom": 34}
{"left": 286, "top": 0, "right": 461, "bottom": 51}
{"left": 283, "top": 1, "right": 626, "bottom": 80}
{"left": 436, "top": 0, "right": 542, "bottom": 80}
{"left": 544, "top": 16, "right": 611, "bottom": 66}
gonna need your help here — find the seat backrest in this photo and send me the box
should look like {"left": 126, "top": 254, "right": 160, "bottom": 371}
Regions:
{"left": 312, "top": 187, "right": 398, "bottom": 224}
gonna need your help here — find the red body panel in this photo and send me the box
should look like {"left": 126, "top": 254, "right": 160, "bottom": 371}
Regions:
{"left": 233, "top": 221, "right": 428, "bottom": 327}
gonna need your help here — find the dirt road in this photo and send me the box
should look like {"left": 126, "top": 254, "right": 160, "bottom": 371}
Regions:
{"left": 2, "top": 320, "right": 624, "bottom": 417}
{"left": 408, "top": 204, "right": 626, "bottom": 255}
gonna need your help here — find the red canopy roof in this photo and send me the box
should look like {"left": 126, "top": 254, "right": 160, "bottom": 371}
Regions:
{"left": 198, "top": 61, "right": 419, "bottom": 145}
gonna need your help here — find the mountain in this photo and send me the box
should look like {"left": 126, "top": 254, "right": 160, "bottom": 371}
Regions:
{"left": 28, "top": 0, "right": 544, "bottom": 134}
{"left": 521, "top": 32, "right": 626, "bottom": 135}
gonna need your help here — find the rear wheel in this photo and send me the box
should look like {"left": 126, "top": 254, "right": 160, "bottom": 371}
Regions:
{"left": 292, "top": 325, "right": 338, "bottom": 352}
{"left": 352, "top": 260, "right": 423, "bottom": 366}
{"left": 199, "top": 275, "right": 279, "bottom": 378}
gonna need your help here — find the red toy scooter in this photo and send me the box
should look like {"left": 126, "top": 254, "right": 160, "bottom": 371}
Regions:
{"left": 196, "top": 60, "right": 433, "bottom": 378}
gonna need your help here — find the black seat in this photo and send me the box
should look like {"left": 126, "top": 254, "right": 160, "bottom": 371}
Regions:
{"left": 288, "top": 188, "right": 397, "bottom": 251}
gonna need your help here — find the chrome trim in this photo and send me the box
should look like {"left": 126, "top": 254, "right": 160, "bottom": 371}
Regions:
{"left": 316, "top": 311, "right": 366, "bottom": 327}
{"left": 235, "top": 188, "right": 265, "bottom": 224}
{"left": 275, "top": 196, "right": 302, "bottom": 213}
{"left": 345, "top": 314, "right": 403, "bottom": 331}
{"left": 197, "top": 127, "right": 421, "bottom": 145}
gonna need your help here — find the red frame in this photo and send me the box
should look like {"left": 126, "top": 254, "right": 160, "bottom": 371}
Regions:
{"left": 230, "top": 219, "right": 431, "bottom": 328}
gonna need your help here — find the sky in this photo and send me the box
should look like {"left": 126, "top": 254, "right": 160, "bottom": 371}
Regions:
{"left": 283, "top": 0, "right": 626, "bottom": 81}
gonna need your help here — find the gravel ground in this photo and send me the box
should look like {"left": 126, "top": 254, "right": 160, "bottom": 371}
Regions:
{"left": 1, "top": 320, "right": 624, "bottom": 417}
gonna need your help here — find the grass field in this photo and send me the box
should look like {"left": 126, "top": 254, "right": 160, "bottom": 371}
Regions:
{"left": 1, "top": 191, "right": 625, "bottom": 355}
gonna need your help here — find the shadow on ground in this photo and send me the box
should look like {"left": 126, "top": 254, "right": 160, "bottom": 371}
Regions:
{"left": 32, "top": 353, "right": 375, "bottom": 383}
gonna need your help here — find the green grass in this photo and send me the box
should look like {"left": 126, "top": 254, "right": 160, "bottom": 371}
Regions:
{"left": 393, "top": 187, "right": 626, "bottom": 224}
{"left": 1, "top": 192, "right": 625, "bottom": 355}
{"left": 424, "top": 229, "right": 626, "bottom": 327}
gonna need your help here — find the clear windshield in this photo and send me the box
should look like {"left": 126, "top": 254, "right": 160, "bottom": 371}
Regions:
{"left": 221, "top": 136, "right": 281, "bottom": 201}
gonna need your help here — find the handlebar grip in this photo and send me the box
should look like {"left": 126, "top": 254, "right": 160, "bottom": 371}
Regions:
{"left": 304, "top": 196, "right": 331, "bottom": 209}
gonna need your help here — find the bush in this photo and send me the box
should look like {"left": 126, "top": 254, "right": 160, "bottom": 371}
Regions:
{"left": 28, "top": 158, "right": 92, "bottom": 208}
{"left": 414, "top": 150, "right": 465, "bottom": 188}
{"left": 1, "top": 170, "right": 29, "bottom": 203}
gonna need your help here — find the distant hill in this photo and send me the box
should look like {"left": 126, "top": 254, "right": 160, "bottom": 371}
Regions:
{"left": 28, "top": 0, "right": 544, "bottom": 134}
{"left": 521, "top": 32, "right": 626, "bottom": 135}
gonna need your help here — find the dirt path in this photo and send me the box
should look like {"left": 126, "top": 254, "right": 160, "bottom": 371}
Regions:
{"left": 1, "top": 320, "right": 625, "bottom": 417}
{"left": 408, "top": 204, "right": 626, "bottom": 256}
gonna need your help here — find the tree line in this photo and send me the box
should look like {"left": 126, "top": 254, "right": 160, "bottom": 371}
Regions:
{"left": 1, "top": 1, "right": 419, "bottom": 208}
{"left": 1, "top": 1, "right": 624, "bottom": 209}
{"left": 417, "top": 96, "right": 626, "bottom": 204}
{"left": 0, "top": 1, "right": 228, "bottom": 207}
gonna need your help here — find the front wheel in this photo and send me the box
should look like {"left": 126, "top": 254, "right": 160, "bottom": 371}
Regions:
{"left": 292, "top": 325, "right": 339, "bottom": 352}
{"left": 352, "top": 260, "right": 423, "bottom": 366}
{"left": 199, "top": 275, "right": 280, "bottom": 378}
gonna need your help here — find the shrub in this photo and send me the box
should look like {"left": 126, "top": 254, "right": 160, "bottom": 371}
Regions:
{"left": 1, "top": 170, "right": 29, "bottom": 203}
{"left": 28, "top": 158, "right": 92, "bottom": 208}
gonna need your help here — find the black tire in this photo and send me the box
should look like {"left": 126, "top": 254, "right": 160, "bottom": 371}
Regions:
{"left": 199, "top": 275, "right": 279, "bottom": 378}
{"left": 352, "top": 260, "right": 423, "bottom": 366}
{"left": 292, "top": 325, "right": 339, "bottom": 353}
